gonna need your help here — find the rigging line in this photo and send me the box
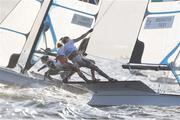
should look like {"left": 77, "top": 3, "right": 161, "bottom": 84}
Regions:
{"left": 0, "top": 27, "right": 26, "bottom": 36}
{"left": 174, "top": 47, "right": 180, "bottom": 64}
{"left": 80, "top": 70, "right": 92, "bottom": 77}
{"left": 0, "top": 0, "right": 22, "bottom": 25}
{"left": 52, "top": 3, "right": 94, "bottom": 17}
{"left": 43, "top": 31, "right": 48, "bottom": 49}
{"left": 161, "top": 43, "right": 180, "bottom": 64}
{"left": 88, "top": 54, "right": 124, "bottom": 63}
{"left": 93, "top": 0, "right": 116, "bottom": 27}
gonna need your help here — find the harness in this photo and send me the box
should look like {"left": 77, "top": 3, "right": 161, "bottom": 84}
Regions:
{"left": 68, "top": 51, "right": 79, "bottom": 60}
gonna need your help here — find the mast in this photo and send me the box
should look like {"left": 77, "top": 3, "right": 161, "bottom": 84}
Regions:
{"left": 16, "top": 0, "right": 52, "bottom": 73}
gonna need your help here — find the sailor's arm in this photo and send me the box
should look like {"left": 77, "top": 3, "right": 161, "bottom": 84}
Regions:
{"left": 73, "top": 28, "right": 93, "bottom": 43}
{"left": 37, "top": 65, "right": 47, "bottom": 72}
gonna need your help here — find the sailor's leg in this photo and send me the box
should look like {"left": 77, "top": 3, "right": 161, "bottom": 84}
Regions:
{"left": 48, "top": 69, "right": 59, "bottom": 75}
{"left": 62, "top": 71, "right": 75, "bottom": 83}
{"left": 77, "top": 71, "right": 92, "bottom": 83}
{"left": 93, "top": 65, "right": 117, "bottom": 82}
{"left": 61, "top": 63, "right": 75, "bottom": 82}
{"left": 90, "top": 69, "right": 100, "bottom": 82}
{"left": 44, "top": 69, "right": 59, "bottom": 80}
{"left": 91, "top": 69, "right": 95, "bottom": 80}
{"left": 62, "top": 62, "right": 90, "bottom": 82}
{"left": 60, "top": 71, "right": 71, "bottom": 80}
{"left": 72, "top": 64, "right": 91, "bottom": 82}
{"left": 44, "top": 70, "right": 52, "bottom": 80}
{"left": 81, "top": 57, "right": 98, "bottom": 81}
{"left": 82, "top": 59, "right": 117, "bottom": 82}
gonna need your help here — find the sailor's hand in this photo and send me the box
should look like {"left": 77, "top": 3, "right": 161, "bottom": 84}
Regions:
{"left": 88, "top": 28, "right": 93, "bottom": 33}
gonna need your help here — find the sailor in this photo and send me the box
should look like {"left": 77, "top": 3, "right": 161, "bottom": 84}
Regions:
{"left": 38, "top": 54, "right": 91, "bottom": 83}
{"left": 37, "top": 55, "right": 63, "bottom": 80}
{"left": 60, "top": 29, "right": 117, "bottom": 82}
{"left": 56, "top": 43, "right": 91, "bottom": 83}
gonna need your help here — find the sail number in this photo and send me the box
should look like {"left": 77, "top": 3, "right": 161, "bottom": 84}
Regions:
{"left": 144, "top": 16, "right": 174, "bottom": 29}
{"left": 71, "top": 14, "right": 93, "bottom": 28}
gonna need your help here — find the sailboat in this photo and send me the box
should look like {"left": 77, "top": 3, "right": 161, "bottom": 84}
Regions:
{"left": 86, "top": 0, "right": 180, "bottom": 106}
{"left": 0, "top": 0, "right": 180, "bottom": 106}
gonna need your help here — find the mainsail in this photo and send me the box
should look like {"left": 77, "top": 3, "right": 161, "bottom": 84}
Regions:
{"left": 0, "top": 0, "right": 41, "bottom": 67}
{"left": 122, "top": 1, "right": 180, "bottom": 83}
{"left": 87, "top": 0, "right": 149, "bottom": 59}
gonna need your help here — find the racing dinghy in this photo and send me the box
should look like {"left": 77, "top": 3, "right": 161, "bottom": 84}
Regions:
{"left": 86, "top": 0, "right": 180, "bottom": 106}
{"left": 1, "top": 0, "right": 180, "bottom": 107}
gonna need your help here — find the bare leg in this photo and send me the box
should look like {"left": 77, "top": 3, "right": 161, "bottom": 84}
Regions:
{"left": 82, "top": 58, "right": 117, "bottom": 82}
{"left": 62, "top": 71, "right": 75, "bottom": 83}
{"left": 62, "top": 62, "right": 90, "bottom": 83}
{"left": 90, "top": 69, "right": 100, "bottom": 82}
{"left": 44, "top": 69, "right": 59, "bottom": 80}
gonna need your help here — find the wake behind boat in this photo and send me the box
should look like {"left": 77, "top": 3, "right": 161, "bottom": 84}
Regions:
{"left": 0, "top": 0, "right": 180, "bottom": 106}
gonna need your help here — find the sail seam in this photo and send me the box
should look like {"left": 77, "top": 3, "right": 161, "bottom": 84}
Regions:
{"left": 52, "top": 3, "right": 95, "bottom": 17}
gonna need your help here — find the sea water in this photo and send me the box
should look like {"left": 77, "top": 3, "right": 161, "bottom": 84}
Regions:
{"left": 0, "top": 56, "right": 180, "bottom": 120}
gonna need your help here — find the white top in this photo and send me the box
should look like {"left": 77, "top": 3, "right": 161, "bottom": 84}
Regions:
{"left": 63, "top": 39, "right": 77, "bottom": 56}
{"left": 57, "top": 46, "right": 65, "bottom": 56}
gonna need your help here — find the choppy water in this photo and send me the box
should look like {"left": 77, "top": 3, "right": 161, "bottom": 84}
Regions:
{"left": 0, "top": 56, "right": 180, "bottom": 120}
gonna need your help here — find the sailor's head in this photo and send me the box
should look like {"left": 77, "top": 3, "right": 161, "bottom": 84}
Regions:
{"left": 56, "top": 42, "right": 63, "bottom": 48}
{"left": 60, "top": 36, "right": 69, "bottom": 44}
{"left": 40, "top": 55, "right": 49, "bottom": 63}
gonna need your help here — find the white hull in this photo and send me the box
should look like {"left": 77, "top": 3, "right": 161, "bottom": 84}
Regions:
{"left": 0, "top": 67, "right": 89, "bottom": 94}
{"left": 0, "top": 67, "right": 52, "bottom": 87}
{"left": 84, "top": 81, "right": 180, "bottom": 106}
{"left": 89, "top": 94, "right": 180, "bottom": 106}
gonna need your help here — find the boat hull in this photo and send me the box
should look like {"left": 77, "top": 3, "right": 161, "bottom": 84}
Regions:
{"left": 89, "top": 93, "right": 180, "bottom": 106}
{"left": 0, "top": 67, "right": 53, "bottom": 87}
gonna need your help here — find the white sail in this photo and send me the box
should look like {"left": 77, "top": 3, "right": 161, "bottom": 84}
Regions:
{"left": 0, "top": 0, "right": 100, "bottom": 69}
{"left": 43, "top": 0, "right": 100, "bottom": 46}
{"left": 0, "top": 0, "right": 102, "bottom": 84}
{"left": 86, "top": 0, "right": 149, "bottom": 59}
{"left": 0, "top": 0, "right": 41, "bottom": 67}
{"left": 0, "top": 0, "right": 21, "bottom": 23}
{"left": 138, "top": 1, "right": 180, "bottom": 64}
{"left": 122, "top": 1, "right": 180, "bottom": 83}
